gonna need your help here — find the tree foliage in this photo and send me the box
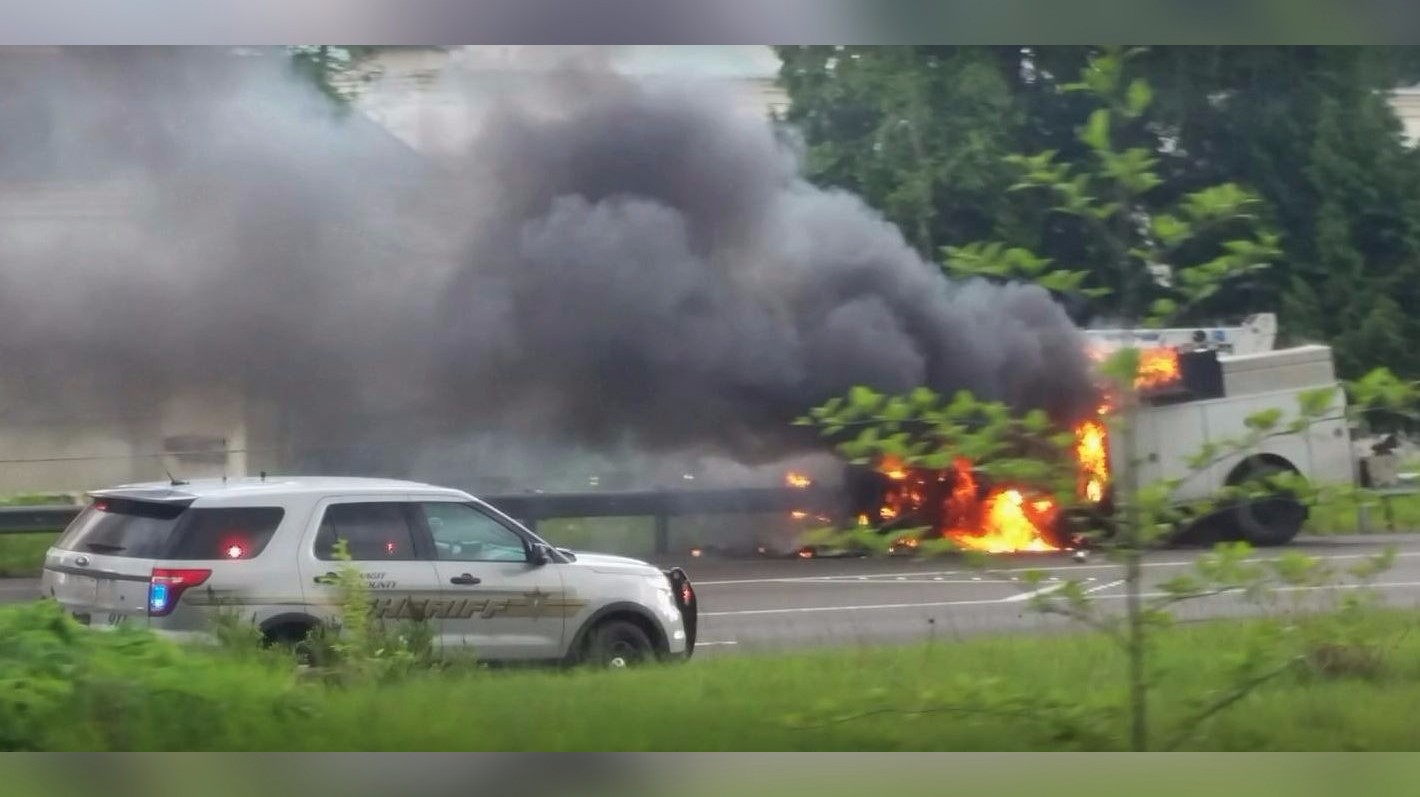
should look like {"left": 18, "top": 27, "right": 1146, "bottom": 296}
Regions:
{"left": 776, "top": 45, "right": 1420, "bottom": 377}
{"left": 288, "top": 46, "right": 384, "bottom": 106}
{"left": 942, "top": 48, "right": 1281, "bottom": 326}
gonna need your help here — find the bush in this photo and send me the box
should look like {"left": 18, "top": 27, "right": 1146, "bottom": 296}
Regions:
{"left": 0, "top": 601, "right": 310, "bottom": 750}
{"left": 4, "top": 599, "right": 1420, "bottom": 750}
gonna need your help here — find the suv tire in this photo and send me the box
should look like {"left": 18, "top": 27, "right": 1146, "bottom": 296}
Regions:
{"left": 263, "top": 623, "right": 319, "bottom": 667}
{"left": 584, "top": 619, "right": 657, "bottom": 669}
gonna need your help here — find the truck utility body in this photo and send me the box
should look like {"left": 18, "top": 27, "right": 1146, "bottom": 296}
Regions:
{"left": 1130, "top": 344, "right": 1352, "bottom": 503}
{"left": 1082, "top": 313, "right": 1279, "bottom": 357}
{"left": 1090, "top": 316, "right": 1357, "bottom": 546}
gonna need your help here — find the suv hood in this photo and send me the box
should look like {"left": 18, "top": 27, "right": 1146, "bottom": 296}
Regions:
{"left": 564, "top": 551, "right": 662, "bottom": 577}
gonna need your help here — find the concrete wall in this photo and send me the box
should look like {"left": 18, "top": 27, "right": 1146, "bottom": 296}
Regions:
{"left": 1392, "top": 88, "right": 1420, "bottom": 147}
{"left": 334, "top": 46, "right": 790, "bottom": 159}
{"left": 0, "top": 388, "right": 274, "bottom": 495}
{"left": 0, "top": 179, "right": 279, "bottom": 495}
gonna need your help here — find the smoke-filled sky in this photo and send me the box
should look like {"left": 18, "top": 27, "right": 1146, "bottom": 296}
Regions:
{"left": 0, "top": 46, "right": 1096, "bottom": 486}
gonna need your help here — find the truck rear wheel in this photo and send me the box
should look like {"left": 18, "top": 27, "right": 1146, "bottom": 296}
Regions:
{"left": 1228, "top": 461, "right": 1307, "bottom": 547}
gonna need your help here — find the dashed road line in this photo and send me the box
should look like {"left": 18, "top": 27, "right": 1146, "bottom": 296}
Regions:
{"left": 1002, "top": 582, "right": 1069, "bottom": 603}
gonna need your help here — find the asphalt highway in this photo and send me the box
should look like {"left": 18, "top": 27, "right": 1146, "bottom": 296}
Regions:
{"left": 682, "top": 534, "right": 1420, "bottom": 654}
{"left": 6, "top": 534, "right": 1420, "bottom": 655}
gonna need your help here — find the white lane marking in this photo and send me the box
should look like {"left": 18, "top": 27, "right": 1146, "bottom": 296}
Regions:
{"left": 695, "top": 571, "right": 964, "bottom": 585}
{"left": 872, "top": 579, "right": 1014, "bottom": 585}
{"left": 1085, "top": 579, "right": 1126, "bottom": 595}
{"left": 700, "top": 580, "right": 1420, "bottom": 618}
{"left": 696, "top": 641, "right": 739, "bottom": 647}
{"left": 702, "top": 598, "right": 1010, "bottom": 617}
{"left": 691, "top": 550, "right": 1420, "bottom": 586}
{"left": 1002, "top": 582, "right": 1069, "bottom": 603}
{"left": 710, "top": 573, "right": 1022, "bottom": 588}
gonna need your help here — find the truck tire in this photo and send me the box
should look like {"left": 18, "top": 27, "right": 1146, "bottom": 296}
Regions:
{"left": 1229, "top": 461, "right": 1307, "bottom": 547}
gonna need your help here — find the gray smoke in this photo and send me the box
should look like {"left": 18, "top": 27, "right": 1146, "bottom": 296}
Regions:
{"left": 0, "top": 47, "right": 1097, "bottom": 483}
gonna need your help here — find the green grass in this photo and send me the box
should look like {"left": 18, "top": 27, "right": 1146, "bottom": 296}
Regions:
{"left": 0, "top": 493, "right": 76, "bottom": 507}
{"left": 7, "top": 599, "right": 1420, "bottom": 751}
{"left": 0, "top": 532, "right": 58, "bottom": 577}
{"left": 537, "top": 517, "right": 659, "bottom": 557}
{"left": 0, "top": 494, "right": 74, "bottom": 577}
{"left": 1307, "top": 491, "right": 1420, "bottom": 534}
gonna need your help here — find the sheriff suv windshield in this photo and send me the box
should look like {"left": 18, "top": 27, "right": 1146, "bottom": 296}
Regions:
{"left": 53, "top": 498, "right": 284, "bottom": 560}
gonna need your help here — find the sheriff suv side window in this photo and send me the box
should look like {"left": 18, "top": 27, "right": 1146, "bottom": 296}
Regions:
{"left": 315, "top": 502, "right": 420, "bottom": 561}
{"left": 422, "top": 502, "right": 529, "bottom": 563}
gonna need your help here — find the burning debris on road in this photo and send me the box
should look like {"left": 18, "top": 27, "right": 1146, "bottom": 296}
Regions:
{"left": 781, "top": 343, "right": 1231, "bottom": 555}
{"left": 789, "top": 409, "right": 1111, "bottom": 556}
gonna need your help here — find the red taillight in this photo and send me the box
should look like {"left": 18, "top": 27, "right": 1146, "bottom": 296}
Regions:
{"left": 219, "top": 534, "right": 250, "bottom": 559}
{"left": 148, "top": 568, "right": 211, "bottom": 617}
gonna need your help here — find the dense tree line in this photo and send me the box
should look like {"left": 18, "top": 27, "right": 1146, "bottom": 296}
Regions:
{"left": 775, "top": 46, "right": 1420, "bottom": 378}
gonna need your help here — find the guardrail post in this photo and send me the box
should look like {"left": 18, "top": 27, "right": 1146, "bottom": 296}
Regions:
{"left": 654, "top": 513, "right": 670, "bottom": 556}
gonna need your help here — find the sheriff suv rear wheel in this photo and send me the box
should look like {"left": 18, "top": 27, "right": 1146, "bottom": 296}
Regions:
{"left": 262, "top": 622, "right": 321, "bottom": 667}
{"left": 585, "top": 619, "right": 657, "bottom": 669}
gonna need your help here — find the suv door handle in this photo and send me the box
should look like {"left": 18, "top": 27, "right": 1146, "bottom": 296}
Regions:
{"left": 450, "top": 573, "right": 481, "bottom": 586}
{"left": 313, "top": 572, "right": 339, "bottom": 585}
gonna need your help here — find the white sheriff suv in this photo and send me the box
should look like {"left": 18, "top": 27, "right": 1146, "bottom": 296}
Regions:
{"left": 40, "top": 477, "right": 698, "bottom": 667}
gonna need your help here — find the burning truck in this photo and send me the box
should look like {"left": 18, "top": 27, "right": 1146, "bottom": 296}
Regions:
{"left": 780, "top": 314, "right": 1363, "bottom": 556}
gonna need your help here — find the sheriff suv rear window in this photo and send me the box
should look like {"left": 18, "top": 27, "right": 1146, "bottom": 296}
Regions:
{"left": 54, "top": 498, "right": 285, "bottom": 560}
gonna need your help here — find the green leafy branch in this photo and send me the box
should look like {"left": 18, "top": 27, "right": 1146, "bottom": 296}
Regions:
{"left": 943, "top": 48, "right": 1281, "bottom": 329}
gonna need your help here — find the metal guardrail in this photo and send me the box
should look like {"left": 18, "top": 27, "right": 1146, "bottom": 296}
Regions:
{"left": 0, "top": 505, "right": 78, "bottom": 534}
{"left": 0, "top": 486, "right": 845, "bottom": 553}
{"left": 491, "top": 487, "right": 843, "bottom": 553}
{"left": 1354, "top": 486, "right": 1420, "bottom": 533}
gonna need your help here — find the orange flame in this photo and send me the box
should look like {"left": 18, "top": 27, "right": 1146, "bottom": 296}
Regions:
{"left": 1135, "top": 347, "right": 1182, "bottom": 391}
{"left": 1076, "top": 418, "right": 1109, "bottom": 503}
{"left": 1088, "top": 345, "right": 1183, "bottom": 391}
{"left": 935, "top": 456, "right": 1060, "bottom": 553}
{"left": 786, "top": 472, "right": 813, "bottom": 488}
{"left": 879, "top": 456, "right": 909, "bottom": 481}
{"left": 951, "top": 489, "right": 1060, "bottom": 553}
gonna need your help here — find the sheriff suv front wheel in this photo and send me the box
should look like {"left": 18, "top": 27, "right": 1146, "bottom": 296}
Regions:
{"left": 585, "top": 619, "right": 657, "bottom": 669}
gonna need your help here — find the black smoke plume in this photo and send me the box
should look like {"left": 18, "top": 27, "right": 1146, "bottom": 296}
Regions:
{"left": 0, "top": 47, "right": 1098, "bottom": 483}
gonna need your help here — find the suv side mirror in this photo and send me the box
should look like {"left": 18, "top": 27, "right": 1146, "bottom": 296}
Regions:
{"left": 529, "top": 543, "right": 554, "bottom": 566}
